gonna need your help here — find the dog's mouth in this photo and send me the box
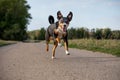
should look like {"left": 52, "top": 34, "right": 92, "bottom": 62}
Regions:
{"left": 63, "top": 27, "right": 66, "bottom": 32}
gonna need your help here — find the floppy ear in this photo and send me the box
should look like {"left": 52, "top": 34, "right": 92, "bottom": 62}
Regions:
{"left": 57, "top": 11, "right": 63, "bottom": 20}
{"left": 67, "top": 11, "right": 73, "bottom": 22}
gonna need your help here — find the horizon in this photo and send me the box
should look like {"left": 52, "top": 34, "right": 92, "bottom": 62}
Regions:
{"left": 27, "top": 0, "right": 120, "bottom": 31}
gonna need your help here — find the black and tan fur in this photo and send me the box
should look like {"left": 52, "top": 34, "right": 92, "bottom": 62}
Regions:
{"left": 45, "top": 11, "right": 73, "bottom": 59}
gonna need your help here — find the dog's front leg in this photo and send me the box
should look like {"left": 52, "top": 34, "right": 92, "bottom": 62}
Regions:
{"left": 52, "top": 41, "right": 58, "bottom": 59}
{"left": 64, "top": 40, "right": 70, "bottom": 55}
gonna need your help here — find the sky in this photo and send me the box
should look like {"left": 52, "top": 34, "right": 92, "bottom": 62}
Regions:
{"left": 27, "top": 0, "right": 120, "bottom": 31}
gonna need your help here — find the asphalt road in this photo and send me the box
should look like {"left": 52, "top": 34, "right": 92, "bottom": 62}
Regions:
{"left": 0, "top": 42, "right": 120, "bottom": 80}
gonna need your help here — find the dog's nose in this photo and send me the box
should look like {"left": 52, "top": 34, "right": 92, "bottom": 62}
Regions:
{"left": 64, "top": 25, "right": 66, "bottom": 28}
{"left": 63, "top": 25, "right": 67, "bottom": 32}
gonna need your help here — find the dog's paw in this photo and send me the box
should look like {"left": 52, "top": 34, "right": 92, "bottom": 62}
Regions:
{"left": 66, "top": 50, "right": 70, "bottom": 55}
{"left": 58, "top": 43, "right": 62, "bottom": 47}
{"left": 52, "top": 56, "right": 56, "bottom": 59}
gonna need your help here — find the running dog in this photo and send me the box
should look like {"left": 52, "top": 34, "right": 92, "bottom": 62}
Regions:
{"left": 45, "top": 11, "right": 73, "bottom": 59}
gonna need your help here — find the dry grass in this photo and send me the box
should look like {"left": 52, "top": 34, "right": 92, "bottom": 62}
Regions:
{"left": 68, "top": 39, "right": 120, "bottom": 57}
{"left": 0, "top": 40, "right": 17, "bottom": 46}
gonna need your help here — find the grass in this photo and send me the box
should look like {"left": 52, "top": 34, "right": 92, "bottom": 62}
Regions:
{"left": 23, "top": 40, "right": 41, "bottom": 43}
{"left": 0, "top": 40, "right": 17, "bottom": 47}
{"left": 68, "top": 39, "right": 120, "bottom": 57}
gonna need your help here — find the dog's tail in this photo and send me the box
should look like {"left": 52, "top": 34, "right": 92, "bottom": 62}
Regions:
{"left": 48, "top": 15, "right": 54, "bottom": 24}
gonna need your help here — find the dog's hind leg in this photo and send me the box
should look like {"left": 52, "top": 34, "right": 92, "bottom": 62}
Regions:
{"left": 52, "top": 41, "right": 58, "bottom": 59}
{"left": 64, "top": 38, "right": 70, "bottom": 55}
{"left": 46, "top": 41, "right": 49, "bottom": 51}
{"left": 45, "top": 31, "right": 50, "bottom": 51}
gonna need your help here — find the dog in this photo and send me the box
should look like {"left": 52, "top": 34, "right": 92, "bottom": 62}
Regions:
{"left": 45, "top": 11, "right": 73, "bottom": 59}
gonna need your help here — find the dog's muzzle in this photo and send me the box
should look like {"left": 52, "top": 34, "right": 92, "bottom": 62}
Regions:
{"left": 57, "top": 27, "right": 67, "bottom": 38}
{"left": 63, "top": 25, "right": 67, "bottom": 32}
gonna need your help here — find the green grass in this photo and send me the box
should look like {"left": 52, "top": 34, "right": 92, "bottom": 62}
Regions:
{"left": 0, "top": 40, "right": 17, "bottom": 47}
{"left": 68, "top": 39, "right": 120, "bottom": 57}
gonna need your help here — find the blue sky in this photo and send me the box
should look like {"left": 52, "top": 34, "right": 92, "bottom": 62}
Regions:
{"left": 27, "top": 0, "right": 120, "bottom": 31}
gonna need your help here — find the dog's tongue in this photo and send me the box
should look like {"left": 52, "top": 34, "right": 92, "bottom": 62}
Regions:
{"left": 63, "top": 28, "right": 66, "bottom": 32}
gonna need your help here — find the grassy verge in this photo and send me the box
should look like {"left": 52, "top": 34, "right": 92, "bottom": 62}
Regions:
{"left": 22, "top": 40, "right": 41, "bottom": 43}
{"left": 68, "top": 39, "right": 120, "bottom": 57}
{"left": 0, "top": 40, "right": 17, "bottom": 47}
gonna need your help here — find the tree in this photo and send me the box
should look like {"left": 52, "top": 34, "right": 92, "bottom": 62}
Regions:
{"left": 90, "top": 28, "right": 96, "bottom": 39}
{"left": 95, "top": 28, "right": 102, "bottom": 39}
{"left": 68, "top": 27, "right": 76, "bottom": 39}
{"left": 111, "top": 30, "right": 120, "bottom": 39}
{"left": 102, "top": 28, "right": 112, "bottom": 39}
{"left": 38, "top": 28, "right": 46, "bottom": 40}
{"left": 83, "top": 28, "right": 89, "bottom": 39}
{"left": 0, "top": 0, "right": 32, "bottom": 40}
{"left": 76, "top": 28, "right": 81, "bottom": 39}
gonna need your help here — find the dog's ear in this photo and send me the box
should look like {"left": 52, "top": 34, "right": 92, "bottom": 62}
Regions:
{"left": 57, "top": 11, "right": 63, "bottom": 20}
{"left": 67, "top": 11, "right": 73, "bottom": 22}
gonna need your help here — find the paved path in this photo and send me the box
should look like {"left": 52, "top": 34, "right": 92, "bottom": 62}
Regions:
{"left": 0, "top": 42, "right": 120, "bottom": 80}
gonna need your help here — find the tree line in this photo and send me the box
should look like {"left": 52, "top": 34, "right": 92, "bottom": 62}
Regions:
{"left": 27, "top": 28, "right": 46, "bottom": 40}
{"left": 67, "top": 27, "right": 120, "bottom": 39}
{"left": 27, "top": 27, "right": 120, "bottom": 40}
